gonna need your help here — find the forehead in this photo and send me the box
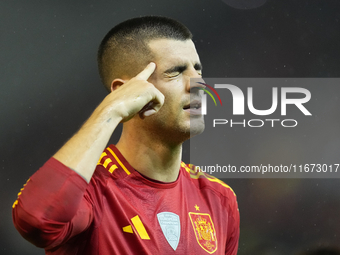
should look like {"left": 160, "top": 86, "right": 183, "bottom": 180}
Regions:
{"left": 148, "top": 39, "right": 200, "bottom": 69}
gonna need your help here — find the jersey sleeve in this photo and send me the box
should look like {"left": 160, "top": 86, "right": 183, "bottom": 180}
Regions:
{"left": 225, "top": 191, "right": 240, "bottom": 255}
{"left": 12, "top": 157, "right": 93, "bottom": 249}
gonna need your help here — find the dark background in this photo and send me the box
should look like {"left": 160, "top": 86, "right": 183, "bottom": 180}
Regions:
{"left": 1, "top": 0, "right": 340, "bottom": 254}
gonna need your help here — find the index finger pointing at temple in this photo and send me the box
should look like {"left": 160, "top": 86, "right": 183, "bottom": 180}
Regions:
{"left": 135, "top": 62, "right": 156, "bottom": 80}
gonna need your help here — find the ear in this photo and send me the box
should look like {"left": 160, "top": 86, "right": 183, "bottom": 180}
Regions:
{"left": 110, "top": 78, "right": 126, "bottom": 92}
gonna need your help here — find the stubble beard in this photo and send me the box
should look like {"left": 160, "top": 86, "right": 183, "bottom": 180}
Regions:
{"left": 153, "top": 113, "right": 205, "bottom": 145}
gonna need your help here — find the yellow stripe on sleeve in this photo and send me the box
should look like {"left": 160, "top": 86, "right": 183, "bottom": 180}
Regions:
{"left": 12, "top": 179, "right": 30, "bottom": 209}
{"left": 12, "top": 200, "right": 18, "bottom": 208}
{"left": 97, "top": 152, "right": 107, "bottom": 165}
{"left": 108, "top": 164, "right": 118, "bottom": 174}
{"left": 107, "top": 147, "right": 131, "bottom": 175}
{"left": 103, "top": 158, "right": 112, "bottom": 168}
{"left": 181, "top": 162, "right": 191, "bottom": 173}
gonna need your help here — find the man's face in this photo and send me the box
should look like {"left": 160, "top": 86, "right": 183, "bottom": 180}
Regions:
{"left": 139, "top": 38, "right": 205, "bottom": 143}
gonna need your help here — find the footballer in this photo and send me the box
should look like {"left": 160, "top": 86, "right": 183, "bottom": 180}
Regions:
{"left": 12, "top": 16, "right": 240, "bottom": 254}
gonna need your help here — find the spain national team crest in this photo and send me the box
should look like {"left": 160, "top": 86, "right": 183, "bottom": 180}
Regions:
{"left": 157, "top": 212, "right": 181, "bottom": 251}
{"left": 189, "top": 212, "right": 217, "bottom": 254}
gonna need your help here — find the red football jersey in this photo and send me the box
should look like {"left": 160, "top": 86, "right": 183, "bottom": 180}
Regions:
{"left": 13, "top": 145, "right": 239, "bottom": 254}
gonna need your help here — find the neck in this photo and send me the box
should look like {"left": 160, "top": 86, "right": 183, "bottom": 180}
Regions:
{"left": 116, "top": 127, "right": 183, "bottom": 183}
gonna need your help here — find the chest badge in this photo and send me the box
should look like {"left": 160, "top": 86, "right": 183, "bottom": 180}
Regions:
{"left": 189, "top": 212, "right": 217, "bottom": 254}
{"left": 157, "top": 212, "right": 181, "bottom": 251}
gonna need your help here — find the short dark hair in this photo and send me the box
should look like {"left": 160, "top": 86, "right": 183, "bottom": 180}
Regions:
{"left": 97, "top": 16, "right": 192, "bottom": 92}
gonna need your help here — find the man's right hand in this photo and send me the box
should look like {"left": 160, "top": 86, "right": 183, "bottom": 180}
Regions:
{"left": 53, "top": 62, "right": 164, "bottom": 182}
{"left": 96, "top": 62, "right": 164, "bottom": 123}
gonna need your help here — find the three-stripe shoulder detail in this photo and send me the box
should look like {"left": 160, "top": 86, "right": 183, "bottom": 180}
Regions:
{"left": 97, "top": 147, "right": 131, "bottom": 176}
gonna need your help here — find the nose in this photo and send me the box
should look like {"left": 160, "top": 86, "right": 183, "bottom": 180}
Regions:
{"left": 185, "top": 67, "right": 205, "bottom": 91}
{"left": 188, "top": 77, "right": 206, "bottom": 95}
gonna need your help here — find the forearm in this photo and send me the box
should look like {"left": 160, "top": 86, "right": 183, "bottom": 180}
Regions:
{"left": 54, "top": 63, "right": 162, "bottom": 183}
{"left": 53, "top": 107, "right": 122, "bottom": 182}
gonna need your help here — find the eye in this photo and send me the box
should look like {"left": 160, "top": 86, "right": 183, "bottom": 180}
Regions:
{"left": 165, "top": 72, "right": 180, "bottom": 78}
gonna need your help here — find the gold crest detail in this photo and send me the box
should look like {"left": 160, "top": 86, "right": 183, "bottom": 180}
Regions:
{"left": 189, "top": 212, "right": 217, "bottom": 254}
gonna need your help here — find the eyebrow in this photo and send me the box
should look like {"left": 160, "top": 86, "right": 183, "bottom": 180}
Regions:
{"left": 164, "top": 62, "right": 203, "bottom": 74}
